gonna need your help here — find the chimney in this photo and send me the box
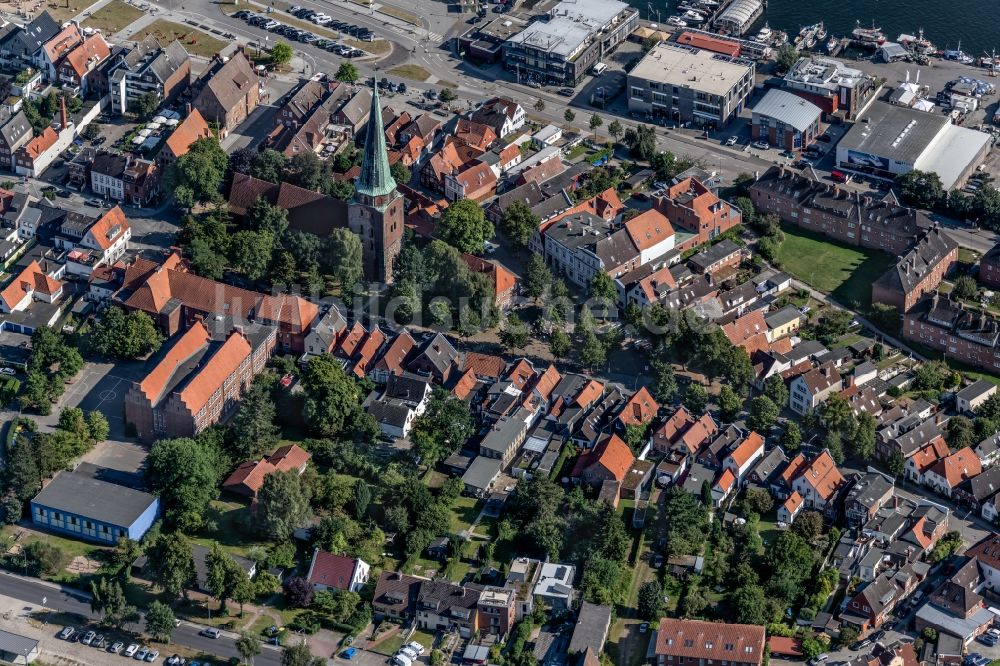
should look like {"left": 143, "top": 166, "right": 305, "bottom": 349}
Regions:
{"left": 59, "top": 96, "right": 67, "bottom": 130}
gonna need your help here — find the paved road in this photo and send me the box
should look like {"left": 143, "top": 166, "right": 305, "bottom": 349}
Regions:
{"left": 0, "top": 571, "right": 285, "bottom": 666}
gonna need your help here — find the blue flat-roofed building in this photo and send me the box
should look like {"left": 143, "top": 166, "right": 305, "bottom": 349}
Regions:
{"left": 30, "top": 471, "right": 159, "bottom": 543}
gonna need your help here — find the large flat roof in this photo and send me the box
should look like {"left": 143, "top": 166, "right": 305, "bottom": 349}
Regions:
{"left": 915, "top": 122, "right": 992, "bottom": 190}
{"left": 839, "top": 101, "right": 949, "bottom": 165}
{"left": 32, "top": 470, "right": 157, "bottom": 528}
{"left": 550, "top": 0, "right": 628, "bottom": 27}
{"left": 630, "top": 43, "right": 751, "bottom": 96}
{"left": 506, "top": 16, "right": 592, "bottom": 58}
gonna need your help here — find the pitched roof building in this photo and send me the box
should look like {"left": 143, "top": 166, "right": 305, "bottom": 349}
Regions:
{"left": 872, "top": 227, "right": 958, "bottom": 313}
{"left": 654, "top": 618, "right": 765, "bottom": 666}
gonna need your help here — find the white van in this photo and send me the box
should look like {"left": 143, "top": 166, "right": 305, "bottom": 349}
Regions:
{"left": 392, "top": 655, "right": 413, "bottom": 666}
{"left": 591, "top": 62, "right": 607, "bottom": 75}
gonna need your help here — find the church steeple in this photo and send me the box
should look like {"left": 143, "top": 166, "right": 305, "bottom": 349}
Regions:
{"left": 355, "top": 81, "right": 396, "bottom": 203}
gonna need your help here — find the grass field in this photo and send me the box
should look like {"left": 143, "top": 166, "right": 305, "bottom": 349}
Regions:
{"left": 777, "top": 224, "right": 895, "bottom": 311}
{"left": 449, "top": 496, "right": 480, "bottom": 533}
{"left": 83, "top": 0, "right": 144, "bottom": 33}
{"left": 131, "top": 20, "right": 228, "bottom": 58}
{"left": 388, "top": 65, "right": 431, "bottom": 82}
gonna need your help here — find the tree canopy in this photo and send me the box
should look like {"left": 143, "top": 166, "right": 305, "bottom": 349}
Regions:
{"left": 436, "top": 199, "right": 495, "bottom": 255}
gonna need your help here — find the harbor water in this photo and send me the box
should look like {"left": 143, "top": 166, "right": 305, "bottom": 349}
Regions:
{"left": 641, "top": 0, "right": 1000, "bottom": 56}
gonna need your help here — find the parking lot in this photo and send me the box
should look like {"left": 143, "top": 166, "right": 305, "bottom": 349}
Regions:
{"left": 234, "top": 7, "right": 372, "bottom": 58}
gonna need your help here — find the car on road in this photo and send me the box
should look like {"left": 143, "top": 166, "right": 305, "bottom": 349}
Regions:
{"left": 125, "top": 645, "right": 140, "bottom": 657}
{"left": 109, "top": 642, "right": 124, "bottom": 654}
{"left": 725, "top": 136, "right": 739, "bottom": 146}
{"left": 199, "top": 628, "right": 221, "bottom": 639}
{"left": 340, "top": 648, "right": 357, "bottom": 660}
{"left": 752, "top": 140, "right": 770, "bottom": 150}
{"left": 830, "top": 170, "right": 848, "bottom": 183}
{"left": 81, "top": 631, "right": 95, "bottom": 646}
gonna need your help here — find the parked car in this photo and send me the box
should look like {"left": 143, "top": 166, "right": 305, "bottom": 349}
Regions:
{"left": 397, "top": 647, "right": 419, "bottom": 660}
{"left": 830, "top": 170, "right": 848, "bottom": 183}
{"left": 135, "top": 647, "right": 149, "bottom": 660}
{"left": 81, "top": 631, "right": 96, "bottom": 646}
{"left": 341, "top": 648, "right": 357, "bottom": 660}
{"left": 725, "top": 136, "right": 738, "bottom": 146}
{"left": 124, "top": 644, "right": 140, "bottom": 657}
{"left": 405, "top": 642, "right": 425, "bottom": 656}
{"left": 849, "top": 639, "right": 871, "bottom": 651}
{"left": 810, "top": 655, "right": 829, "bottom": 666}
{"left": 109, "top": 642, "right": 124, "bottom": 654}
{"left": 93, "top": 634, "right": 105, "bottom": 648}
{"left": 752, "top": 140, "right": 770, "bottom": 150}
{"left": 639, "top": 623, "right": 650, "bottom": 634}
{"left": 146, "top": 650, "right": 159, "bottom": 662}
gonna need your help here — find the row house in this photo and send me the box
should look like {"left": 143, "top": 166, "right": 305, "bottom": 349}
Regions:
{"left": 841, "top": 563, "right": 925, "bottom": 635}
{"left": 653, "top": 618, "right": 765, "bottom": 666}
{"left": 904, "top": 438, "right": 952, "bottom": 485}
{"left": 0, "top": 111, "right": 33, "bottom": 171}
{"left": 0, "top": 12, "right": 60, "bottom": 68}
{"left": 101, "top": 37, "right": 191, "bottom": 115}
{"left": 979, "top": 241, "right": 1000, "bottom": 289}
{"left": 914, "top": 557, "right": 995, "bottom": 644}
{"left": 749, "top": 165, "right": 933, "bottom": 255}
{"left": 922, "top": 447, "right": 983, "bottom": 498}
{"left": 789, "top": 362, "right": 842, "bottom": 415}
{"left": 903, "top": 293, "right": 1000, "bottom": 376}
{"left": 653, "top": 176, "right": 742, "bottom": 248}
{"left": 56, "top": 33, "right": 111, "bottom": 94}
{"left": 37, "top": 21, "right": 81, "bottom": 80}
{"left": 844, "top": 473, "right": 895, "bottom": 527}
{"left": 722, "top": 431, "right": 765, "bottom": 484}
{"left": 469, "top": 97, "right": 525, "bottom": 138}
{"left": 788, "top": 449, "right": 847, "bottom": 514}
{"left": 871, "top": 226, "right": 958, "bottom": 313}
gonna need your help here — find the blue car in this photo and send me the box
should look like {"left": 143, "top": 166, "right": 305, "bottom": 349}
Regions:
{"left": 340, "top": 648, "right": 357, "bottom": 660}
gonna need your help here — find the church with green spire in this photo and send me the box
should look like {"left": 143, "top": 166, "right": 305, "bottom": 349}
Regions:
{"left": 348, "top": 83, "right": 403, "bottom": 283}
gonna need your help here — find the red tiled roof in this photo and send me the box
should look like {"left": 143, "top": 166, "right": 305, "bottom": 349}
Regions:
{"left": 22, "top": 127, "right": 58, "bottom": 160}
{"left": 655, "top": 406, "right": 694, "bottom": 448}
{"left": 782, "top": 490, "right": 803, "bottom": 516}
{"left": 353, "top": 328, "right": 387, "bottom": 377}
{"left": 62, "top": 34, "right": 110, "bottom": 78}
{"left": 767, "top": 637, "right": 802, "bottom": 657}
{"left": 797, "top": 450, "right": 845, "bottom": 502}
{"left": 589, "top": 434, "right": 635, "bottom": 482}
{"left": 618, "top": 386, "right": 658, "bottom": 427}
{"left": 337, "top": 321, "right": 366, "bottom": 358}
{"left": 138, "top": 321, "right": 212, "bottom": 404}
{"left": 655, "top": 618, "right": 765, "bottom": 662}
{"left": 532, "top": 364, "right": 562, "bottom": 401}
{"left": 464, "top": 352, "right": 506, "bottom": 380}
{"left": 0, "top": 260, "right": 60, "bottom": 310}
{"left": 270, "top": 444, "right": 310, "bottom": 472}
{"left": 505, "top": 359, "right": 535, "bottom": 389}
{"left": 87, "top": 205, "right": 128, "bottom": 251}
{"left": 164, "top": 109, "right": 212, "bottom": 160}
{"left": 178, "top": 331, "right": 251, "bottom": 413}
{"left": 222, "top": 458, "right": 276, "bottom": 497}
{"left": 727, "top": 431, "right": 764, "bottom": 469}
{"left": 574, "top": 379, "right": 604, "bottom": 408}
{"left": 910, "top": 438, "right": 950, "bottom": 474}
{"left": 715, "top": 468, "right": 736, "bottom": 493}
{"left": 307, "top": 549, "right": 358, "bottom": 590}
{"left": 930, "top": 447, "right": 982, "bottom": 488}
{"left": 624, "top": 209, "right": 674, "bottom": 252}
{"left": 681, "top": 413, "right": 718, "bottom": 454}
{"left": 374, "top": 330, "right": 416, "bottom": 376}
{"left": 258, "top": 293, "right": 319, "bottom": 331}
{"left": 452, "top": 368, "right": 479, "bottom": 400}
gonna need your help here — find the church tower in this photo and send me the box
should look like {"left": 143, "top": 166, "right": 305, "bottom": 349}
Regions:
{"left": 348, "top": 82, "right": 403, "bottom": 284}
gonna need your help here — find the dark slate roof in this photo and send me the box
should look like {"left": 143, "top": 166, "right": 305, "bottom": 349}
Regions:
{"left": 31, "top": 470, "right": 157, "bottom": 527}
{"left": 568, "top": 602, "right": 612, "bottom": 656}
{"left": 960, "top": 466, "right": 1000, "bottom": 502}
{"left": 0, "top": 629, "right": 37, "bottom": 657}
{"left": 413, "top": 333, "right": 460, "bottom": 376}
{"left": 846, "top": 472, "right": 893, "bottom": 510}
{"left": 687, "top": 239, "right": 740, "bottom": 271}
{"left": 0, "top": 110, "right": 31, "bottom": 148}
{"left": 874, "top": 227, "right": 957, "bottom": 295}
{"left": 13, "top": 11, "right": 59, "bottom": 55}
{"left": 749, "top": 447, "right": 788, "bottom": 484}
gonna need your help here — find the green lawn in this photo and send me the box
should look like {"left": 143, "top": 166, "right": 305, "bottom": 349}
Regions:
{"left": 776, "top": 224, "right": 895, "bottom": 311}
{"left": 448, "top": 497, "right": 481, "bottom": 533}
{"left": 82, "top": 0, "right": 144, "bottom": 33}
{"left": 190, "top": 500, "right": 267, "bottom": 557}
{"left": 130, "top": 20, "right": 228, "bottom": 58}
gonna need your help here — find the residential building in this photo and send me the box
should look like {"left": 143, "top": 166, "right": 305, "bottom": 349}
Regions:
{"left": 790, "top": 449, "right": 846, "bottom": 511}
{"left": 0, "top": 112, "right": 31, "bottom": 172}
{"left": 782, "top": 56, "right": 878, "bottom": 119}
{"left": 957, "top": 380, "right": 997, "bottom": 415}
{"left": 502, "top": 0, "right": 638, "bottom": 86}
{"left": 722, "top": 432, "right": 765, "bottom": 483}
{"left": 568, "top": 602, "right": 612, "bottom": 659}
{"left": 765, "top": 306, "right": 804, "bottom": 341}
{"left": 653, "top": 618, "right": 765, "bottom": 666}
{"left": 534, "top": 562, "right": 576, "bottom": 611}
{"left": 123, "top": 320, "right": 276, "bottom": 442}
{"left": 0, "top": 12, "right": 59, "bottom": 66}
{"left": 751, "top": 89, "right": 822, "bottom": 151}
{"left": 103, "top": 37, "right": 190, "bottom": 115}
{"left": 902, "top": 293, "right": 1000, "bottom": 375}
{"left": 372, "top": 570, "right": 423, "bottom": 621}
{"left": 158, "top": 108, "right": 212, "bottom": 168}
{"left": 574, "top": 434, "right": 635, "bottom": 486}
{"left": 841, "top": 564, "right": 924, "bottom": 634}
{"left": 844, "top": 473, "right": 894, "bottom": 527}
{"left": 415, "top": 580, "right": 481, "bottom": 638}
{"left": 627, "top": 43, "right": 754, "bottom": 127}
{"left": 778, "top": 491, "right": 804, "bottom": 523}
{"left": 789, "top": 362, "right": 842, "bottom": 415}
{"left": 221, "top": 444, "right": 311, "bottom": 499}
{"left": 477, "top": 587, "right": 516, "bottom": 638}
{"left": 976, "top": 433, "right": 1000, "bottom": 469}
{"left": 191, "top": 52, "right": 261, "bottom": 137}
{"left": 0, "top": 260, "right": 62, "bottom": 313}
{"left": 979, "top": 242, "right": 1000, "bottom": 289}
{"left": 14, "top": 126, "right": 60, "bottom": 177}
{"left": 306, "top": 550, "right": 370, "bottom": 592}
{"left": 408, "top": 333, "right": 461, "bottom": 383}
{"left": 915, "top": 557, "right": 994, "bottom": 645}
{"left": 31, "top": 470, "right": 159, "bottom": 543}
{"left": 616, "top": 387, "right": 658, "bottom": 430}
{"left": 923, "top": 447, "right": 982, "bottom": 498}
{"left": 470, "top": 97, "right": 525, "bottom": 138}
{"left": 687, "top": 239, "right": 742, "bottom": 275}
{"left": 653, "top": 177, "right": 742, "bottom": 246}
{"left": 905, "top": 438, "right": 952, "bottom": 485}
{"left": 872, "top": 227, "right": 958, "bottom": 313}
{"left": 750, "top": 166, "right": 934, "bottom": 254}
{"left": 56, "top": 33, "right": 110, "bottom": 93}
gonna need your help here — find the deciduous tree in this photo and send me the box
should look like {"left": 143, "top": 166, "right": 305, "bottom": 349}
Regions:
{"left": 256, "top": 471, "right": 312, "bottom": 541}
{"left": 145, "top": 601, "right": 176, "bottom": 643}
{"left": 89, "top": 306, "right": 163, "bottom": 359}
{"left": 147, "top": 437, "right": 223, "bottom": 531}
{"left": 436, "top": 199, "right": 494, "bottom": 255}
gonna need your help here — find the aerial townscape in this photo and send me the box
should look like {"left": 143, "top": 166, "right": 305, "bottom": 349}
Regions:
{"left": 6, "top": 0, "right": 1000, "bottom": 665}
